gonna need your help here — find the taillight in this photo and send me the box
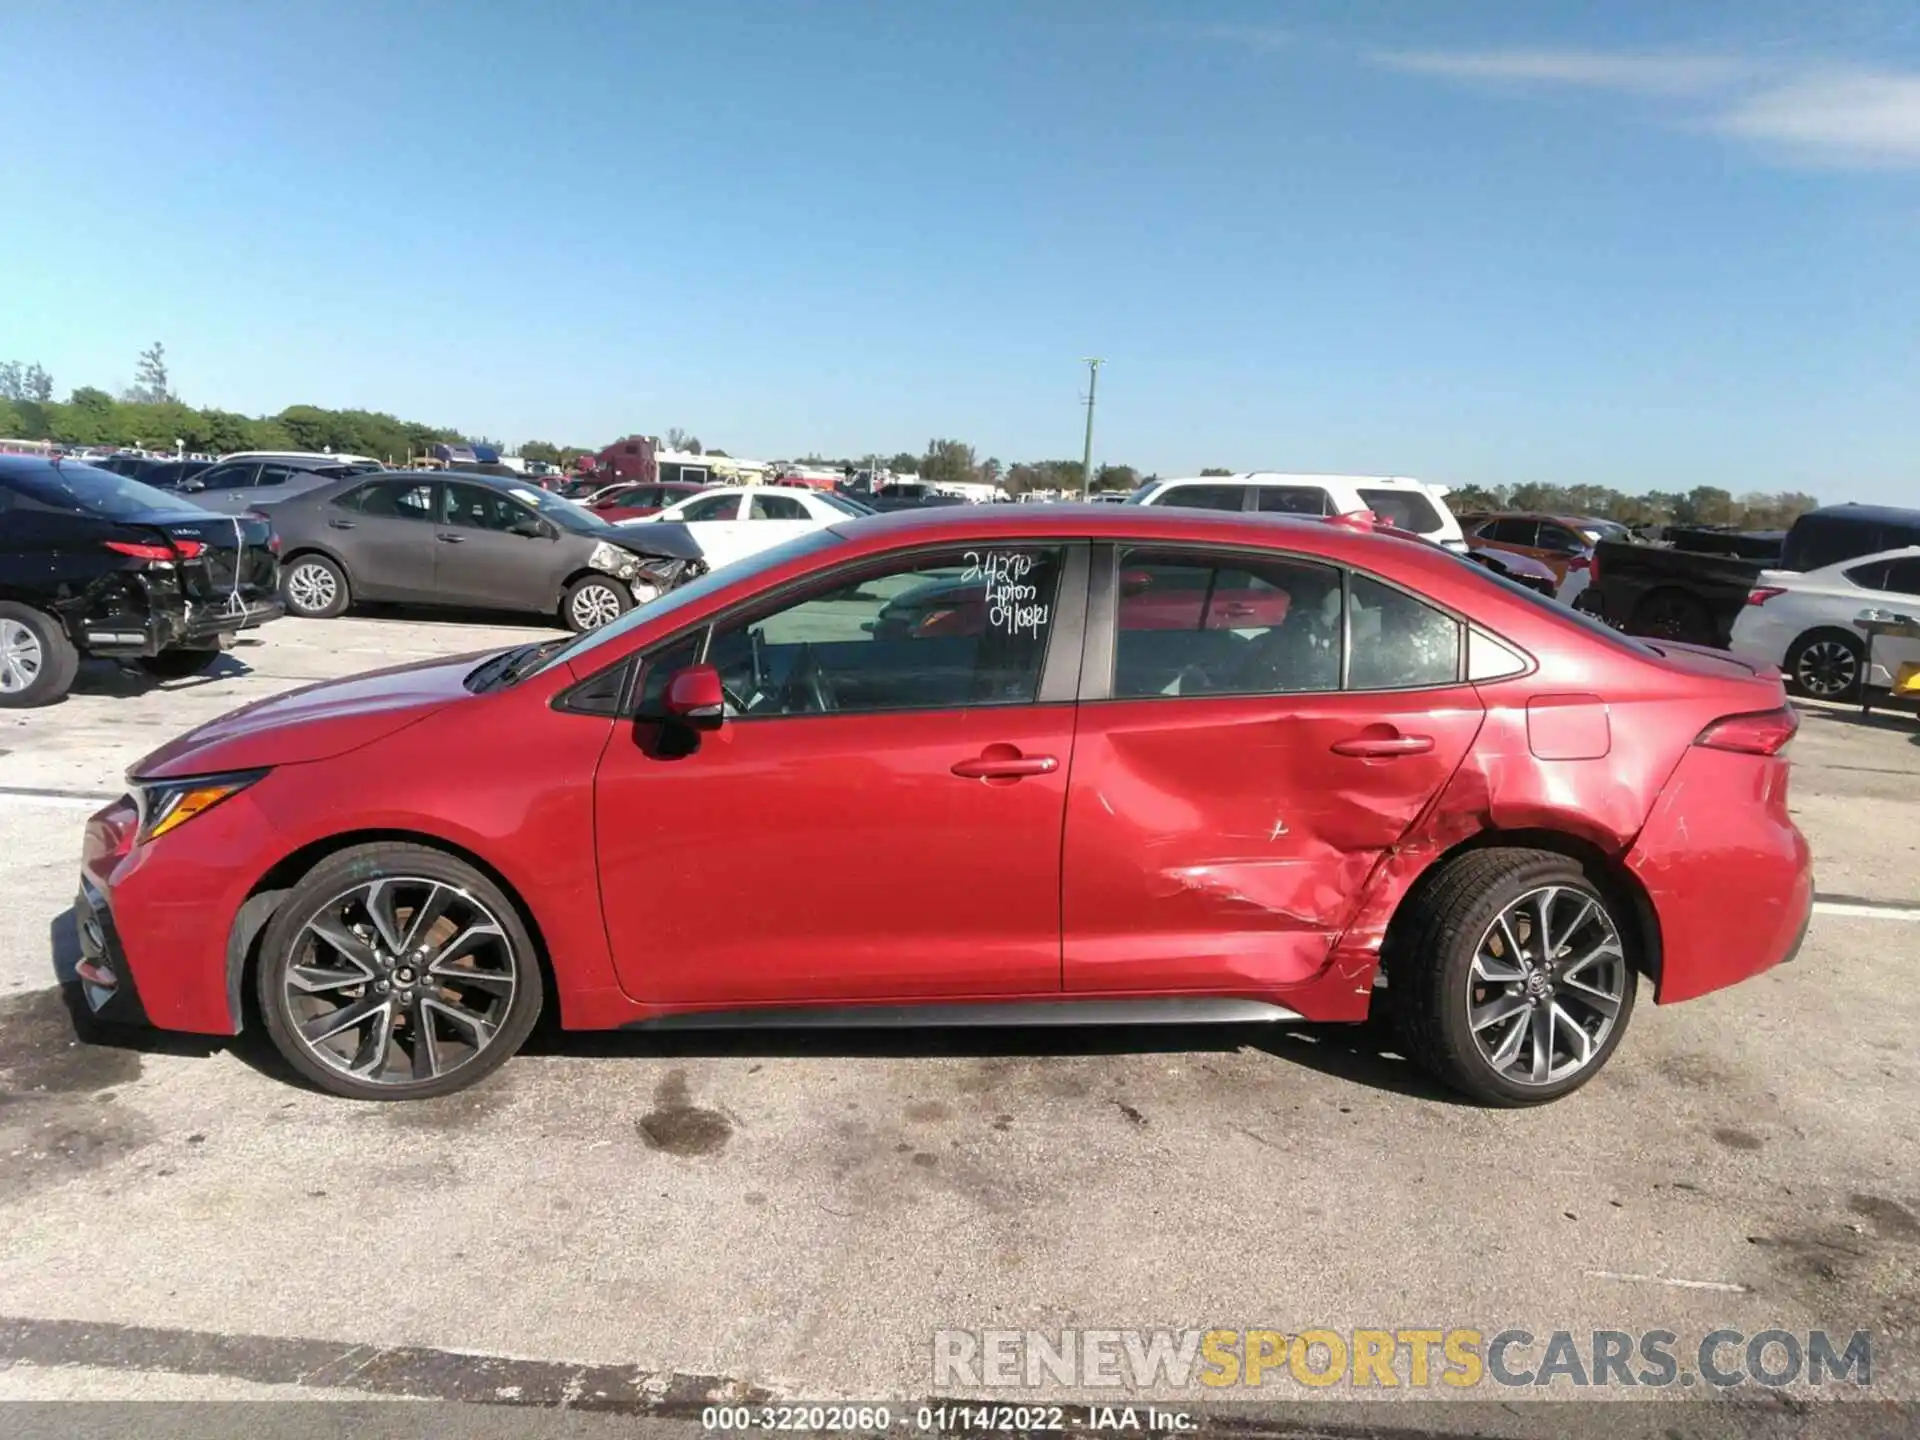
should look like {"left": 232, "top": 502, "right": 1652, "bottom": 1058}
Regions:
{"left": 1746, "top": 586, "right": 1787, "bottom": 606}
{"left": 1696, "top": 707, "right": 1799, "bottom": 756}
{"left": 1568, "top": 555, "right": 1591, "bottom": 571}
{"left": 104, "top": 540, "right": 177, "bottom": 562}
{"left": 104, "top": 538, "right": 203, "bottom": 562}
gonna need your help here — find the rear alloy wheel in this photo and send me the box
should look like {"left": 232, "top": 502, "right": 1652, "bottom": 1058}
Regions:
{"left": 0, "top": 603, "right": 80, "bottom": 709}
{"left": 282, "top": 555, "right": 350, "bottom": 619}
{"left": 563, "top": 575, "right": 630, "bottom": 632}
{"left": 257, "top": 845, "right": 543, "bottom": 1100}
{"left": 1784, "top": 629, "right": 1865, "bottom": 701}
{"left": 1389, "top": 849, "right": 1638, "bottom": 1106}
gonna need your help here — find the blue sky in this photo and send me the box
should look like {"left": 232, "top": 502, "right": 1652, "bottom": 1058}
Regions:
{"left": 3, "top": 0, "right": 1917, "bottom": 500}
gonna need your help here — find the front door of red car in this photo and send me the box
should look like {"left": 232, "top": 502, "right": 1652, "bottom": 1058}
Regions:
{"left": 1062, "top": 546, "right": 1486, "bottom": 995}
{"left": 594, "top": 542, "right": 1087, "bottom": 1009}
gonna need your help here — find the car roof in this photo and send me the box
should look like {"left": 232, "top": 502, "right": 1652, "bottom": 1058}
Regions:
{"left": 1156, "top": 472, "right": 1434, "bottom": 489}
{"left": 1800, "top": 503, "right": 1920, "bottom": 527}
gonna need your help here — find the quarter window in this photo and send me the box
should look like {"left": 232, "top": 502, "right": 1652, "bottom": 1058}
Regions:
{"left": 687, "top": 546, "right": 1066, "bottom": 718}
{"left": 1358, "top": 487, "right": 1444, "bottom": 535}
{"left": 1111, "top": 549, "right": 1342, "bottom": 698}
{"left": 1349, "top": 573, "right": 1460, "bottom": 689}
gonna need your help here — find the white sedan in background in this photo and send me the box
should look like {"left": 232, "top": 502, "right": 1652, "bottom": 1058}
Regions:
{"left": 618, "top": 485, "right": 872, "bottom": 571}
{"left": 1729, "top": 545, "right": 1920, "bottom": 700}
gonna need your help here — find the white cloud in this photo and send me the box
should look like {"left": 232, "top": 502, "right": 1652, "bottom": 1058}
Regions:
{"left": 1373, "top": 46, "right": 1920, "bottom": 168}
{"left": 1714, "top": 69, "right": 1920, "bottom": 166}
{"left": 1372, "top": 48, "right": 1754, "bottom": 98}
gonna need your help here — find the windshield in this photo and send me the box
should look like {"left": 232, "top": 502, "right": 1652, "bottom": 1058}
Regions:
{"left": 3, "top": 461, "right": 207, "bottom": 518}
{"left": 500, "top": 483, "right": 615, "bottom": 534}
{"left": 538, "top": 526, "right": 848, "bottom": 675}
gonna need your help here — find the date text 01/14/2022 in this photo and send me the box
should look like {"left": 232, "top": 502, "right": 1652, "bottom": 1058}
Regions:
{"left": 700, "top": 1404, "right": 1198, "bottom": 1432}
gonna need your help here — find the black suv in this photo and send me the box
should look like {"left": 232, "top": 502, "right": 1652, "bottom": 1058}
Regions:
{"left": 0, "top": 456, "right": 282, "bottom": 707}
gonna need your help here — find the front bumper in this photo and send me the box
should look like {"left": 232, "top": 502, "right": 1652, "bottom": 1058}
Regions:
{"left": 72, "top": 876, "right": 151, "bottom": 1026}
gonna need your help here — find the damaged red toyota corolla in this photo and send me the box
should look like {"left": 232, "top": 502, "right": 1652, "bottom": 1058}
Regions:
{"left": 75, "top": 506, "right": 1812, "bottom": 1105}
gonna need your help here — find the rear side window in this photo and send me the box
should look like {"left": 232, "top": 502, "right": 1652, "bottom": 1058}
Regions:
{"left": 1486, "top": 517, "right": 1539, "bottom": 546}
{"left": 678, "top": 493, "right": 740, "bottom": 522}
{"left": 1152, "top": 483, "right": 1248, "bottom": 512}
{"left": 1112, "top": 549, "right": 1342, "bottom": 698}
{"left": 1784, "top": 515, "right": 1918, "bottom": 572}
{"left": 355, "top": 481, "right": 436, "bottom": 520}
{"left": 1358, "top": 488, "right": 1443, "bottom": 535}
{"left": 1348, "top": 574, "right": 1459, "bottom": 689}
{"left": 1254, "top": 486, "right": 1331, "bottom": 516}
{"left": 750, "top": 492, "right": 808, "bottom": 520}
{"left": 1876, "top": 558, "right": 1920, "bottom": 597}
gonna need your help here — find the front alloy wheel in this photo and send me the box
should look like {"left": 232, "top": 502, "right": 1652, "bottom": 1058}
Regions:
{"left": 564, "top": 576, "right": 629, "bottom": 632}
{"left": 258, "top": 845, "right": 542, "bottom": 1099}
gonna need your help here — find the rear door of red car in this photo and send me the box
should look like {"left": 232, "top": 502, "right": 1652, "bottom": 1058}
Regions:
{"left": 594, "top": 541, "right": 1090, "bottom": 1008}
{"left": 1061, "top": 543, "right": 1486, "bottom": 996}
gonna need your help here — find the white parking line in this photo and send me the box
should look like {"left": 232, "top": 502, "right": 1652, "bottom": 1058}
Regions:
{"left": 1812, "top": 899, "right": 1920, "bottom": 922}
{"left": 1585, "top": 1270, "right": 1750, "bottom": 1293}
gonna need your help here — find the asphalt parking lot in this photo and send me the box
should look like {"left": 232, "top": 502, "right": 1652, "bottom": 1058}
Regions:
{"left": 1, "top": 614, "right": 1916, "bottom": 1434}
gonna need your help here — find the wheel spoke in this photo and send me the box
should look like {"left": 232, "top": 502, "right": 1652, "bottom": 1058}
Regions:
{"left": 347, "top": 1003, "right": 397, "bottom": 1075}
{"left": 423, "top": 995, "right": 495, "bottom": 1046}
{"left": 1496, "top": 913, "right": 1528, "bottom": 967}
{"left": 425, "top": 921, "right": 505, "bottom": 971}
{"left": 1551, "top": 896, "right": 1595, "bottom": 955}
{"left": 1552, "top": 1002, "right": 1593, "bottom": 1067}
{"left": 1529, "top": 1005, "right": 1554, "bottom": 1084}
{"left": 1472, "top": 950, "right": 1526, "bottom": 984}
{"left": 430, "top": 965, "right": 515, "bottom": 997}
{"left": 1560, "top": 973, "right": 1622, "bottom": 1018}
{"left": 300, "top": 991, "right": 388, "bottom": 1045}
{"left": 308, "top": 914, "right": 379, "bottom": 971}
{"left": 408, "top": 1000, "right": 441, "bottom": 1080}
{"left": 1532, "top": 888, "right": 1559, "bottom": 961}
{"left": 1561, "top": 938, "right": 1622, "bottom": 979}
{"left": 1489, "top": 1011, "right": 1529, "bottom": 1070}
{"left": 1471, "top": 992, "right": 1530, "bottom": 1031}
{"left": 287, "top": 962, "right": 372, "bottom": 995}
{"left": 399, "top": 883, "right": 455, "bottom": 955}
{"left": 363, "top": 880, "right": 409, "bottom": 955}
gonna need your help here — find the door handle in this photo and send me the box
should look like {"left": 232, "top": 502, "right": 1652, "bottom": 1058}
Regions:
{"left": 1331, "top": 733, "right": 1434, "bottom": 758}
{"left": 951, "top": 752, "right": 1058, "bottom": 780}
{"left": 327, "top": 519, "right": 356, "bottom": 530}
{"left": 435, "top": 532, "right": 466, "bottom": 544}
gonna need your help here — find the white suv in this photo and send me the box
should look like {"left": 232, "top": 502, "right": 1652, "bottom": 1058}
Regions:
{"left": 1128, "top": 473, "right": 1468, "bottom": 553}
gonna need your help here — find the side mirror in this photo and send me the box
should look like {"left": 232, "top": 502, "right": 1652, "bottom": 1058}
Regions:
{"left": 1120, "top": 568, "right": 1154, "bottom": 597}
{"left": 664, "top": 663, "right": 725, "bottom": 722}
{"left": 179, "top": 478, "right": 205, "bottom": 493}
{"left": 508, "top": 519, "right": 548, "bottom": 539}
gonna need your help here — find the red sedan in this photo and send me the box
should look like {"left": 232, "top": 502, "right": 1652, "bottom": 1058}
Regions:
{"left": 589, "top": 480, "right": 709, "bottom": 522}
{"left": 75, "top": 506, "right": 1812, "bottom": 1105}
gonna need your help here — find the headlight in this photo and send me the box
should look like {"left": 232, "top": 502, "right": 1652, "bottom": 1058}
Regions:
{"left": 134, "top": 770, "right": 266, "bottom": 843}
{"left": 588, "top": 541, "right": 640, "bottom": 581}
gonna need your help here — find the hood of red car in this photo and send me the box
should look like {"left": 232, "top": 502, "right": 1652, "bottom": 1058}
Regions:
{"left": 133, "top": 651, "right": 489, "bottom": 779}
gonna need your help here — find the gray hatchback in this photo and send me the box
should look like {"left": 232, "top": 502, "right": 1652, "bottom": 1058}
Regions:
{"left": 259, "top": 471, "right": 705, "bottom": 631}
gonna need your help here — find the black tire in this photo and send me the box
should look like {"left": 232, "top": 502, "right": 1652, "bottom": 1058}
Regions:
{"left": 281, "top": 553, "right": 350, "bottom": 619}
{"left": 1386, "top": 848, "right": 1639, "bottom": 1107}
{"left": 0, "top": 601, "right": 81, "bottom": 709}
{"left": 1630, "top": 588, "right": 1715, "bottom": 646}
{"left": 255, "top": 843, "right": 544, "bottom": 1100}
{"left": 1783, "top": 627, "right": 1866, "bottom": 702}
{"left": 137, "top": 646, "right": 223, "bottom": 680}
{"left": 562, "top": 574, "right": 631, "bottom": 633}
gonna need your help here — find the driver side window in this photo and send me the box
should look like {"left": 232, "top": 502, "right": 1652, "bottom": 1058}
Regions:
{"left": 653, "top": 547, "right": 1066, "bottom": 719}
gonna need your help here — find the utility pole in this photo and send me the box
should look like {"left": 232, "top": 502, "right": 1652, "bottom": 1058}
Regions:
{"left": 1079, "top": 357, "right": 1103, "bottom": 498}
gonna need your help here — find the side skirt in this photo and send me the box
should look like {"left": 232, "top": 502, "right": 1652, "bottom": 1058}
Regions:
{"left": 624, "top": 996, "right": 1306, "bottom": 1031}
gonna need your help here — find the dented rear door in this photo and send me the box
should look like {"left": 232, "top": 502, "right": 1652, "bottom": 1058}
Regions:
{"left": 1061, "top": 687, "right": 1486, "bottom": 994}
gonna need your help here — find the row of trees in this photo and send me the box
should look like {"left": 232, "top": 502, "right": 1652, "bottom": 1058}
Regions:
{"left": 2, "top": 354, "right": 1828, "bottom": 528}
{"left": 2, "top": 347, "right": 471, "bottom": 463}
